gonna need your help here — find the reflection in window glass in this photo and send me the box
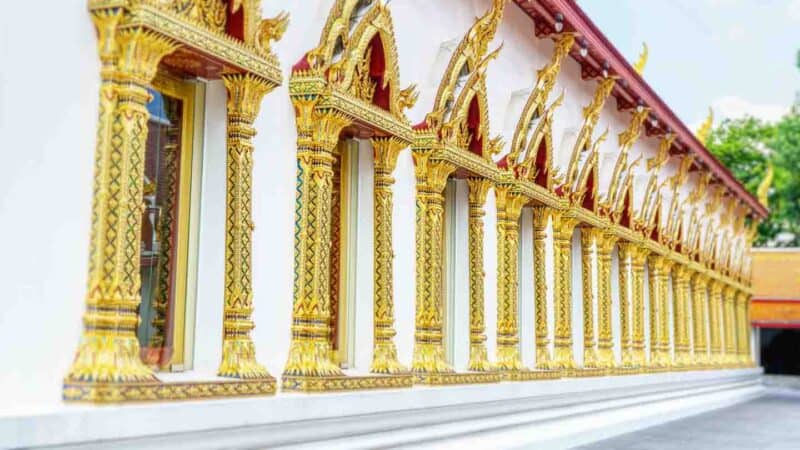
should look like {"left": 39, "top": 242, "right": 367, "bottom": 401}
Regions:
{"left": 139, "top": 89, "right": 184, "bottom": 370}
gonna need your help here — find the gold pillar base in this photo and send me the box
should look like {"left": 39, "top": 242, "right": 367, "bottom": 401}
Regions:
{"left": 282, "top": 373, "right": 413, "bottom": 392}
{"left": 671, "top": 351, "right": 692, "bottom": 370}
{"left": 596, "top": 347, "right": 616, "bottom": 369}
{"left": 416, "top": 371, "right": 503, "bottom": 385}
{"left": 500, "top": 368, "right": 561, "bottom": 381}
{"left": 621, "top": 348, "right": 637, "bottom": 368}
{"left": 468, "top": 344, "right": 496, "bottom": 372}
{"left": 552, "top": 344, "right": 576, "bottom": 369}
{"left": 582, "top": 347, "right": 603, "bottom": 369}
{"left": 284, "top": 340, "right": 344, "bottom": 377}
{"left": 371, "top": 342, "right": 407, "bottom": 374}
{"left": 218, "top": 338, "right": 271, "bottom": 379}
{"left": 535, "top": 345, "right": 555, "bottom": 370}
{"left": 412, "top": 342, "right": 453, "bottom": 373}
{"left": 496, "top": 345, "right": 526, "bottom": 371}
{"left": 63, "top": 376, "right": 276, "bottom": 403}
{"left": 65, "top": 335, "right": 158, "bottom": 386}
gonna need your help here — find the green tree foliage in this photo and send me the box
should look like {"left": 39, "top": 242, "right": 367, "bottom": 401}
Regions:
{"left": 707, "top": 103, "right": 800, "bottom": 246}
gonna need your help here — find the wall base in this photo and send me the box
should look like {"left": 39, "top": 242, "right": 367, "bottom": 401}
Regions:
{"left": 1, "top": 368, "right": 763, "bottom": 449}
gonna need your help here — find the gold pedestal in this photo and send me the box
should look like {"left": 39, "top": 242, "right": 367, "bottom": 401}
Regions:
{"left": 564, "top": 367, "right": 609, "bottom": 377}
{"left": 282, "top": 373, "right": 414, "bottom": 392}
{"left": 501, "top": 369, "right": 561, "bottom": 381}
{"left": 415, "top": 371, "right": 503, "bottom": 385}
{"left": 63, "top": 377, "right": 276, "bottom": 403}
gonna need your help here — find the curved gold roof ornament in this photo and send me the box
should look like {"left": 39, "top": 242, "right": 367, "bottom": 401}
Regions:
{"left": 696, "top": 107, "right": 714, "bottom": 146}
{"left": 633, "top": 42, "right": 648, "bottom": 75}
{"left": 605, "top": 107, "right": 650, "bottom": 209}
{"left": 563, "top": 76, "right": 617, "bottom": 191}
{"left": 688, "top": 172, "right": 712, "bottom": 205}
{"left": 756, "top": 161, "right": 774, "bottom": 208}
{"left": 508, "top": 33, "right": 575, "bottom": 167}
{"left": 427, "top": 0, "right": 506, "bottom": 126}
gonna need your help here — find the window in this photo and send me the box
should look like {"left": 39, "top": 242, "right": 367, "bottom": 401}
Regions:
{"left": 138, "top": 73, "right": 200, "bottom": 371}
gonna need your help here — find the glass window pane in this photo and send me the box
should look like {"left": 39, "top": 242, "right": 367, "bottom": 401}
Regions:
{"left": 139, "top": 88, "right": 184, "bottom": 370}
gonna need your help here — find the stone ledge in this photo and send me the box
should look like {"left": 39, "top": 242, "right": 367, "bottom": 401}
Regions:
{"left": 1, "top": 368, "right": 763, "bottom": 449}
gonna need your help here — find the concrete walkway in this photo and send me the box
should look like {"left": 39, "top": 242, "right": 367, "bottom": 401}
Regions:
{"left": 578, "top": 389, "right": 800, "bottom": 450}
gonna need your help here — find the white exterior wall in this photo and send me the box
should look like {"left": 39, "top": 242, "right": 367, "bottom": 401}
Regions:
{"left": 0, "top": 0, "right": 751, "bottom": 414}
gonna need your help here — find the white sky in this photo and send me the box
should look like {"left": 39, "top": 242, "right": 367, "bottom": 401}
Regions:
{"left": 579, "top": 0, "right": 800, "bottom": 126}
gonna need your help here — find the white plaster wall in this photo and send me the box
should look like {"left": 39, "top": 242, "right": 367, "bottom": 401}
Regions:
{"left": 611, "top": 246, "right": 622, "bottom": 363}
{"left": 192, "top": 81, "right": 226, "bottom": 375}
{"left": 644, "top": 265, "right": 652, "bottom": 364}
{"left": 354, "top": 140, "right": 376, "bottom": 372}
{"left": 572, "top": 230, "right": 584, "bottom": 366}
{"left": 0, "top": 0, "right": 98, "bottom": 409}
{"left": 545, "top": 221, "right": 557, "bottom": 356}
{"left": 452, "top": 180, "right": 471, "bottom": 370}
{"left": 0, "top": 0, "right": 753, "bottom": 412}
{"left": 393, "top": 150, "right": 417, "bottom": 368}
{"left": 485, "top": 189, "right": 499, "bottom": 362}
{"left": 519, "top": 209, "right": 535, "bottom": 367}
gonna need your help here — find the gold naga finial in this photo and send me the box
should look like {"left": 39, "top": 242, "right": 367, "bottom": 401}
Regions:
{"left": 696, "top": 107, "right": 714, "bottom": 146}
{"left": 618, "top": 107, "right": 650, "bottom": 150}
{"left": 633, "top": 42, "right": 648, "bottom": 75}
{"left": 688, "top": 172, "right": 712, "bottom": 205}
{"left": 253, "top": 10, "right": 289, "bottom": 57}
{"left": 670, "top": 155, "right": 695, "bottom": 190}
{"left": 757, "top": 161, "right": 774, "bottom": 208}
{"left": 647, "top": 133, "right": 675, "bottom": 171}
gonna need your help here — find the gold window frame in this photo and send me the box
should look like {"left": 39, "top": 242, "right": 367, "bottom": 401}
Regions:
{"left": 148, "top": 72, "right": 201, "bottom": 370}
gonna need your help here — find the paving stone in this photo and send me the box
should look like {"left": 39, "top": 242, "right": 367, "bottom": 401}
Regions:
{"left": 578, "top": 390, "right": 800, "bottom": 449}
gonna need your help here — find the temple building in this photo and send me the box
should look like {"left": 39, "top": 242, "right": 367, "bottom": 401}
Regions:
{"left": 751, "top": 248, "right": 800, "bottom": 375}
{"left": 0, "top": 0, "right": 768, "bottom": 448}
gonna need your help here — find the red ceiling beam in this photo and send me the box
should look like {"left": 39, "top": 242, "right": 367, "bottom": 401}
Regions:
{"left": 512, "top": 0, "right": 768, "bottom": 219}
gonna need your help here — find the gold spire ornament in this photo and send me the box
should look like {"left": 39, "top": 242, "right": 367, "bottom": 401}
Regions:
{"left": 696, "top": 107, "right": 714, "bottom": 146}
{"left": 633, "top": 42, "right": 648, "bottom": 75}
{"left": 757, "top": 161, "right": 774, "bottom": 208}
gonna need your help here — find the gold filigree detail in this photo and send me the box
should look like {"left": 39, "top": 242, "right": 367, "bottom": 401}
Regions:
{"left": 370, "top": 136, "right": 408, "bottom": 374}
{"left": 467, "top": 178, "right": 495, "bottom": 371}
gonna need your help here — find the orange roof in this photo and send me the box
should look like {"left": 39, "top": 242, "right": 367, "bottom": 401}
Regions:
{"left": 752, "top": 249, "right": 800, "bottom": 300}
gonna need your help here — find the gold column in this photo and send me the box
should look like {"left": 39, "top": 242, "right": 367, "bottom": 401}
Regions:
{"left": 370, "top": 137, "right": 408, "bottom": 373}
{"left": 495, "top": 186, "right": 529, "bottom": 371}
{"left": 648, "top": 255, "right": 671, "bottom": 368}
{"left": 283, "top": 98, "right": 351, "bottom": 378}
{"left": 580, "top": 227, "right": 600, "bottom": 368}
{"left": 671, "top": 265, "right": 691, "bottom": 368}
{"left": 722, "top": 286, "right": 737, "bottom": 366}
{"left": 467, "top": 178, "right": 494, "bottom": 371}
{"left": 64, "top": 12, "right": 177, "bottom": 397}
{"left": 617, "top": 242, "right": 635, "bottom": 368}
{"left": 744, "top": 292, "right": 754, "bottom": 365}
{"left": 532, "top": 206, "right": 553, "bottom": 369}
{"left": 581, "top": 226, "right": 601, "bottom": 368}
{"left": 691, "top": 273, "right": 710, "bottom": 367}
{"left": 596, "top": 232, "right": 617, "bottom": 369}
{"left": 735, "top": 291, "right": 748, "bottom": 366}
{"left": 659, "top": 259, "right": 674, "bottom": 368}
{"left": 218, "top": 74, "right": 275, "bottom": 378}
{"left": 631, "top": 247, "right": 649, "bottom": 368}
{"left": 551, "top": 210, "right": 579, "bottom": 370}
{"left": 411, "top": 150, "right": 455, "bottom": 373}
{"left": 329, "top": 144, "right": 342, "bottom": 365}
{"left": 708, "top": 280, "right": 723, "bottom": 366}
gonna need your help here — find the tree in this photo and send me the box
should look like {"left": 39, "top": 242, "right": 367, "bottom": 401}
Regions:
{"left": 707, "top": 103, "right": 800, "bottom": 246}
